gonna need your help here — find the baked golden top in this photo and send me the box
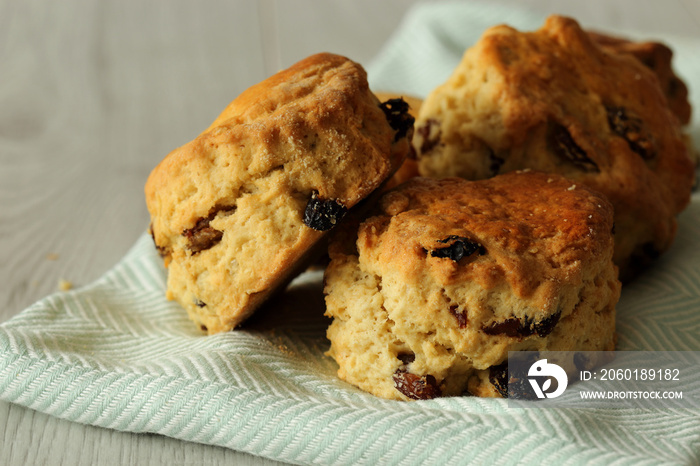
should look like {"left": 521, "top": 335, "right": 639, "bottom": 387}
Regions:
{"left": 356, "top": 171, "right": 615, "bottom": 301}
{"left": 588, "top": 30, "right": 691, "bottom": 126}
{"left": 147, "top": 53, "right": 408, "bottom": 251}
{"left": 145, "top": 53, "right": 411, "bottom": 332}
{"left": 414, "top": 16, "right": 694, "bottom": 278}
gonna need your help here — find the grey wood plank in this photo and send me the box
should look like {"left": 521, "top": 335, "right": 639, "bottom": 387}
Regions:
{"left": 0, "top": 0, "right": 269, "bottom": 322}
{"left": 0, "top": 0, "right": 281, "bottom": 464}
{"left": 275, "top": 0, "right": 423, "bottom": 70}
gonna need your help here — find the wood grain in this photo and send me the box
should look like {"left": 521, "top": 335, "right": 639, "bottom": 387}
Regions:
{"left": 1, "top": 0, "right": 697, "bottom": 465}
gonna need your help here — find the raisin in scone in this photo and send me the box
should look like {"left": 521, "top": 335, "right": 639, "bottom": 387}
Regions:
{"left": 324, "top": 171, "right": 620, "bottom": 401}
{"left": 374, "top": 92, "right": 423, "bottom": 189}
{"left": 145, "top": 53, "right": 413, "bottom": 334}
{"left": 414, "top": 15, "right": 695, "bottom": 280}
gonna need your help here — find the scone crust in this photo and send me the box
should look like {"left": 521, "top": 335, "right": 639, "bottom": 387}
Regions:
{"left": 414, "top": 15, "right": 694, "bottom": 278}
{"left": 145, "top": 53, "right": 410, "bottom": 333}
{"left": 588, "top": 30, "right": 691, "bottom": 126}
{"left": 325, "top": 171, "right": 620, "bottom": 401}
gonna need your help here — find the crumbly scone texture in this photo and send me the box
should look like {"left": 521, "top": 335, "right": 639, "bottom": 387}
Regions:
{"left": 414, "top": 15, "right": 695, "bottom": 280}
{"left": 324, "top": 171, "right": 620, "bottom": 401}
{"left": 145, "top": 53, "right": 411, "bottom": 334}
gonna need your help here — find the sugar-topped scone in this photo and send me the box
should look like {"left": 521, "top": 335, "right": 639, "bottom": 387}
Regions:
{"left": 146, "top": 53, "right": 413, "bottom": 334}
{"left": 324, "top": 171, "right": 620, "bottom": 401}
{"left": 414, "top": 16, "right": 695, "bottom": 280}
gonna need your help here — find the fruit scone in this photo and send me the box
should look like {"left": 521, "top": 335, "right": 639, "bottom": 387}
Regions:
{"left": 413, "top": 15, "right": 695, "bottom": 280}
{"left": 324, "top": 171, "right": 620, "bottom": 401}
{"left": 145, "top": 53, "right": 414, "bottom": 334}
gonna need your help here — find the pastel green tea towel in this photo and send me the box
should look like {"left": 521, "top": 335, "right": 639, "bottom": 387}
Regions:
{"left": 2, "top": 2, "right": 700, "bottom": 465}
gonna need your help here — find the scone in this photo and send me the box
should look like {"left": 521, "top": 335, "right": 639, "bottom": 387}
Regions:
{"left": 414, "top": 15, "right": 695, "bottom": 280}
{"left": 588, "top": 31, "right": 691, "bottom": 126}
{"left": 324, "top": 171, "right": 620, "bottom": 401}
{"left": 146, "top": 53, "right": 413, "bottom": 334}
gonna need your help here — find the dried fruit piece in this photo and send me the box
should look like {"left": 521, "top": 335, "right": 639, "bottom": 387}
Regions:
{"left": 182, "top": 205, "right": 235, "bottom": 253}
{"left": 532, "top": 310, "right": 562, "bottom": 337}
{"left": 430, "top": 236, "right": 485, "bottom": 262}
{"left": 489, "top": 362, "right": 510, "bottom": 398}
{"left": 154, "top": 244, "right": 169, "bottom": 258}
{"left": 393, "top": 370, "right": 441, "bottom": 400}
{"left": 303, "top": 191, "right": 347, "bottom": 231}
{"left": 606, "top": 105, "right": 656, "bottom": 159}
{"left": 489, "top": 356, "right": 539, "bottom": 399}
{"left": 417, "top": 119, "right": 441, "bottom": 154}
{"left": 482, "top": 318, "right": 523, "bottom": 337}
{"left": 149, "top": 223, "right": 170, "bottom": 258}
{"left": 550, "top": 123, "right": 599, "bottom": 172}
{"left": 184, "top": 225, "right": 223, "bottom": 253}
{"left": 379, "top": 98, "right": 415, "bottom": 142}
{"left": 397, "top": 353, "right": 416, "bottom": 366}
{"left": 449, "top": 305, "right": 468, "bottom": 328}
{"left": 482, "top": 310, "right": 561, "bottom": 338}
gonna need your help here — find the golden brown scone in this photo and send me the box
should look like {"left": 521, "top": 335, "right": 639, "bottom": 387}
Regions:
{"left": 414, "top": 16, "right": 695, "bottom": 281}
{"left": 145, "top": 53, "right": 412, "bottom": 334}
{"left": 374, "top": 92, "right": 423, "bottom": 189}
{"left": 588, "top": 31, "right": 691, "bottom": 126}
{"left": 324, "top": 171, "right": 619, "bottom": 401}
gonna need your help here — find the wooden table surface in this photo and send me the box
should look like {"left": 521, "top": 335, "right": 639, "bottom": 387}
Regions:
{"left": 1, "top": 0, "right": 698, "bottom": 464}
